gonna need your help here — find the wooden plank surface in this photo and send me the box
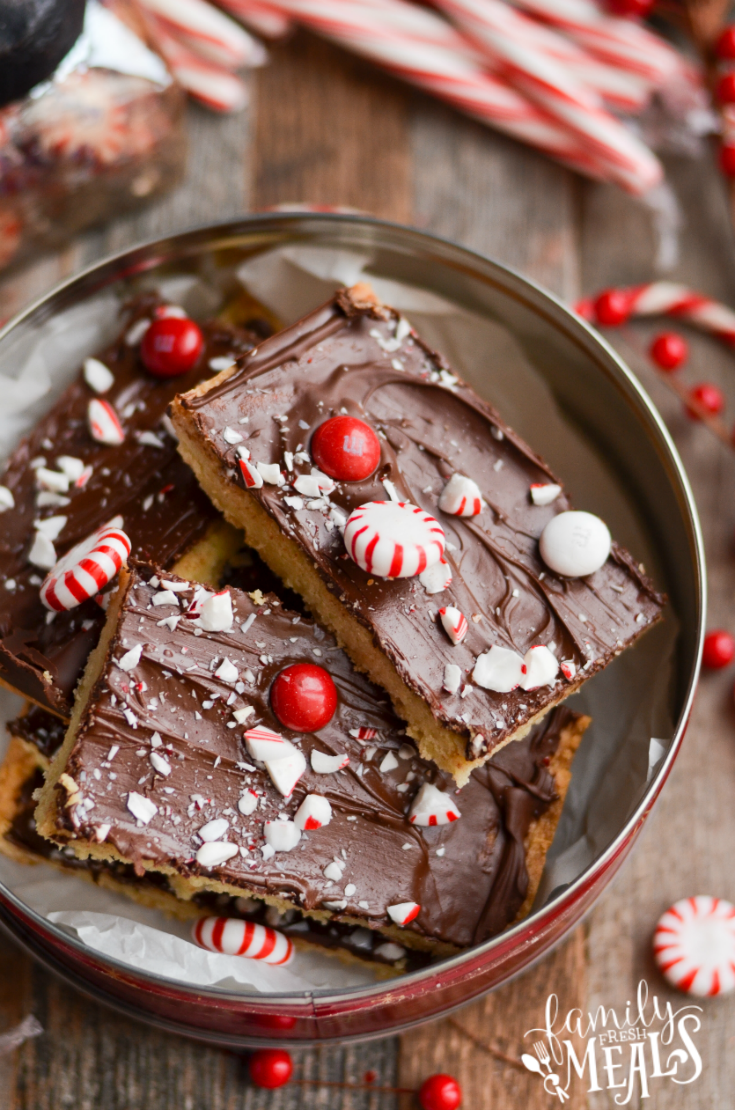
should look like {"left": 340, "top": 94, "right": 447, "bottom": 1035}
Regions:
{"left": 1, "top": 27, "right": 734, "bottom": 1109}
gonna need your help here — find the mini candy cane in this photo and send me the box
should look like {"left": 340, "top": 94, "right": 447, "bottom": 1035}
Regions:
{"left": 653, "top": 896, "right": 735, "bottom": 996}
{"left": 583, "top": 282, "right": 735, "bottom": 346}
{"left": 216, "top": 0, "right": 292, "bottom": 38}
{"left": 193, "top": 916, "right": 294, "bottom": 964}
{"left": 137, "top": 0, "right": 267, "bottom": 68}
{"left": 40, "top": 525, "right": 131, "bottom": 611}
{"left": 140, "top": 13, "right": 251, "bottom": 111}
{"left": 432, "top": 0, "right": 662, "bottom": 194}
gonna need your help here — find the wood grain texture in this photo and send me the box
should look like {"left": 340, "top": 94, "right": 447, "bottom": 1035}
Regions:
{"left": 251, "top": 30, "right": 411, "bottom": 223}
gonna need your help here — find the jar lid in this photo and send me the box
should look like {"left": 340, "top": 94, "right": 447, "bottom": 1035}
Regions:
{"left": 0, "top": 0, "right": 87, "bottom": 108}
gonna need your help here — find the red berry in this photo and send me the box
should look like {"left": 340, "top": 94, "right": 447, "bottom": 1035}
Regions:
{"left": 140, "top": 317, "right": 204, "bottom": 378}
{"left": 311, "top": 415, "right": 381, "bottom": 482}
{"left": 686, "top": 382, "right": 725, "bottom": 420}
{"left": 607, "top": 0, "right": 653, "bottom": 16}
{"left": 418, "top": 1073, "right": 462, "bottom": 1110}
{"left": 703, "top": 630, "right": 735, "bottom": 669}
{"left": 249, "top": 1048, "right": 293, "bottom": 1089}
{"left": 574, "top": 297, "right": 596, "bottom": 322}
{"left": 649, "top": 332, "right": 688, "bottom": 371}
{"left": 720, "top": 143, "right": 735, "bottom": 178}
{"left": 593, "top": 289, "right": 631, "bottom": 327}
{"left": 716, "top": 26, "right": 735, "bottom": 59}
{"left": 270, "top": 663, "right": 338, "bottom": 732}
{"left": 717, "top": 72, "right": 735, "bottom": 104}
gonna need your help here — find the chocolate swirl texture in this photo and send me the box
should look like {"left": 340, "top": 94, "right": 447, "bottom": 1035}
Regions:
{"left": 41, "top": 564, "right": 588, "bottom": 950}
{"left": 0, "top": 295, "right": 260, "bottom": 716}
{"left": 175, "top": 288, "right": 664, "bottom": 769}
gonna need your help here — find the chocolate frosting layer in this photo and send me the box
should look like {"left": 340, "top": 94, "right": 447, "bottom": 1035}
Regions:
{"left": 179, "top": 289, "right": 664, "bottom": 762}
{"left": 49, "top": 563, "right": 585, "bottom": 949}
{"left": 0, "top": 295, "right": 260, "bottom": 715}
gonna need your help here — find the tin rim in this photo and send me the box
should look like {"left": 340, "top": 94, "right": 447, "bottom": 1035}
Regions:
{"left": 0, "top": 211, "right": 706, "bottom": 1014}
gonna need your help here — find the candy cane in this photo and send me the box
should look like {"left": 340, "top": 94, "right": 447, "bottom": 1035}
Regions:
{"left": 509, "top": 0, "right": 681, "bottom": 85}
{"left": 215, "top": 0, "right": 292, "bottom": 39}
{"left": 137, "top": 0, "right": 267, "bottom": 68}
{"left": 142, "top": 13, "right": 251, "bottom": 111}
{"left": 432, "top": 0, "right": 662, "bottom": 193}
{"left": 584, "top": 282, "right": 735, "bottom": 345}
{"left": 264, "top": 0, "right": 612, "bottom": 181}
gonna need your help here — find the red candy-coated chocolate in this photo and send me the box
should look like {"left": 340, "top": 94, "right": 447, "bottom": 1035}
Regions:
{"left": 249, "top": 1048, "right": 293, "bottom": 1089}
{"left": 271, "top": 663, "right": 338, "bottom": 732}
{"left": 716, "top": 26, "right": 735, "bottom": 60}
{"left": 311, "top": 415, "right": 381, "bottom": 481}
{"left": 718, "top": 73, "right": 735, "bottom": 105}
{"left": 140, "top": 317, "right": 204, "bottom": 378}
{"left": 720, "top": 143, "right": 735, "bottom": 178}
{"left": 419, "top": 1073, "right": 463, "bottom": 1110}
{"left": 687, "top": 383, "right": 725, "bottom": 420}
{"left": 607, "top": 0, "right": 653, "bottom": 16}
{"left": 593, "top": 289, "right": 631, "bottom": 327}
{"left": 703, "top": 630, "right": 735, "bottom": 669}
{"left": 649, "top": 332, "right": 688, "bottom": 371}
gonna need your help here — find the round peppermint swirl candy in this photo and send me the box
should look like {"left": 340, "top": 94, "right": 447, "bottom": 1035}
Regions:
{"left": 40, "top": 524, "right": 131, "bottom": 611}
{"left": 344, "top": 501, "right": 445, "bottom": 578}
{"left": 653, "top": 896, "right": 735, "bottom": 996}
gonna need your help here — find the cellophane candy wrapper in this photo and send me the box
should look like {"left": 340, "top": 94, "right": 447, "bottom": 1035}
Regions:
{"left": 0, "top": 248, "right": 677, "bottom": 994}
{"left": 0, "top": 0, "right": 186, "bottom": 274}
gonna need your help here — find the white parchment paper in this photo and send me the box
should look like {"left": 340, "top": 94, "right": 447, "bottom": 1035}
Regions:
{"left": 0, "top": 244, "right": 677, "bottom": 992}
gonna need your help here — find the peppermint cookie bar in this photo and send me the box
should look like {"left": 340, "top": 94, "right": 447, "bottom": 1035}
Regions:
{"left": 36, "top": 563, "right": 589, "bottom": 953}
{"left": 171, "top": 284, "right": 664, "bottom": 784}
{"left": 0, "top": 294, "right": 263, "bottom": 717}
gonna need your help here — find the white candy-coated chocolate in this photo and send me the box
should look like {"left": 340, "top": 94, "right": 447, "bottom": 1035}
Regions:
{"left": 539, "top": 510, "right": 611, "bottom": 577}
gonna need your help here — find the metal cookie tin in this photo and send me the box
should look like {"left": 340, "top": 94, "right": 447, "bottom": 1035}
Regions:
{"left": 0, "top": 215, "right": 704, "bottom": 1046}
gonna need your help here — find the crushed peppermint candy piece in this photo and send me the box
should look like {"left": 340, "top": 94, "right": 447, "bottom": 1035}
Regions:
{"left": 530, "top": 482, "right": 562, "bottom": 506}
{"left": 238, "top": 790, "right": 258, "bottom": 816}
{"left": 264, "top": 819, "right": 301, "bottom": 852}
{"left": 34, "top": 515, "right": 67, "bottom": 541}
{"left": 233, "top": 706, "right": 255, "bottom": 724}
{"left": 88, "top": 399, "right": 125, "bottom": 446}
{"left": 265, "top": 747, "right": 307, "bottom": 796}
{"left": 409, "top": 782, "right": 461, "bottom": 826}
{"left": 293, "top": 474, "right": 322, "bottom": 498}
{"left": 257, "top": 461, "right": 283, "bottom": 485}
{"left": 126, "top": 792, "right": 157, "bottom": 825}
{"left": 439, "top": 606, "right": 468, "bottom": 645}
{"left": 117, "top": 644, "right": 143, "bottom": 672}
{"left": 83, "top": 357, "right": 114, "bottom": 393}
{"left": 152, "top": 590, "right": 179, "bottom": 607}
{"left": 245, "top": 726, "right": 292, "bottom": 762}
{"left": 196, "top": 842, "right": 239, "bottom": 868}
{"left": 28, "top": 531, "right": 56, "bottom": 570}
{"left": 344, "top": 501, "right": 445, "bottom": 578}
{"left": 214, "top": 658, "right": 239, "bottom": 683}
{"left": 374, "top": 942, "right": 406, "bottom": 961}
{"left": 387, "top": 902, "right": 421, "bottom": 925}
{"left": 310, "top": 749, "right": 349, "bottom": 774}
{"left": 560, "top": 660, "right": 577, "bottom": 681}
{"left": 443, "top": 663, "right": 462, "bottom": 694}
{"left": 294, "top": 794, "right": 332, "bottom": 830}
{"left": 350, "top": 727, "right": 377, "bottom": 740}
{"left": 0, "top": 486, "right": 14, "bottom": 512}
{"left": 56, "top": 456, "right": 86, "bottom": 482}
{"left": 150, "top": 752, "right": 172, "bottom": 777}
{"left": 520, "top": 645, "right": 559, "bottom": 690}
{"left": 380, "top": 751, "right": 399, "bottom": 773}
{"left": 324, "top": 861, "right": 344, "bottom": 881}
{"left": 438, "top": 473, "right": 484, "bottom": 517}
{"left": 223, "top": 426, "right": 243, "bottom": 444}
{"left": 419, "top": 558, "right": 452, "bottom": 594}
{"left": 35, "top": 467, "right": 69, "bottom": 493}
{"left": 473, "top": 645, "right": 524, "bottom": 692}
{"left": 198, "top": 817, "right": 230, "bottom": 842}
{"left": 199, "top": 590, "right": 234, "bottom": 632}
{"left": 539, "top": 510, "right": 611, "bottom": 578}
{"left": 39, "top": 523, "right": 131, "bottom": 611}
{"left": 237, "top": 458, "right": 263, "bottom": 489}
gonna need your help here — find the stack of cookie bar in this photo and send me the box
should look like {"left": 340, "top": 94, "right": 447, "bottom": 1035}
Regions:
{"left": 1, "top": 283, "right": 664, "bottom": 973}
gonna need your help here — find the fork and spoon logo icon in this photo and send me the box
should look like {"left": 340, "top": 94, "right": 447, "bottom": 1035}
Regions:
{"left": 521, "top": 1042, "right": 570, "bottom": 1103}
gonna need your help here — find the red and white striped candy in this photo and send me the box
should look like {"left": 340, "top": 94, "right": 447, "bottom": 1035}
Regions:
{"left": 238, "top": 457, "right": 264, "bottom": 489}
{"left": 472, "top": 645, "right": 524, "bottom": 692}
{"left": 192, "top": 916, "right": 294, "bottom": 964}
{"left": 520, "top": 644, "right": 559, "bottom": 690}
{"left": 439, "top": 606, "right": 468, "bottom": 645}
{"left": 419, "top": 557, "right": 452, "bottom": 594}
{"left": 88, "top": 400, "right": 125, "bottom": 446}
{"left": 217, "top": 0, "right": 292, "bottom": 39}
{"left": 409, "top": 782, "right": 461, "bottom": 826}
{"left": 264, "top": 818, "right": 301, "bottom": 851}
{"left": 40, "top": 525, "right": 131, "bottom": 612}
{"left": 140, "top": 11, "right": 250, "bottom": 112}
{"left": 653, "top": 896, "right": 735, "bottom": 997}
{"left": 350, "top": 726, "right": 377, "bottom": 740}
{"left": 438, "top": 473, "right": 484, "bottom": 517}
{"left": 387, "top": 901, "right": 421, "bottom": 925}
{"left": 294, "top": 793, "right": 332, "bottom": 830}
{"left": 245, "top": 726, "right": 291, "bottom": 762}
{"left": 138, "top": 0, "right": 266, "bottom": 69}
{"left": 530, "top": 482, "right": 562, "bottom": 506}
{"left": 585, "top": 282, "right": 735, "bottom": 347}
{"left": 344, "top": 501, "right": 445, "bottom": 578}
